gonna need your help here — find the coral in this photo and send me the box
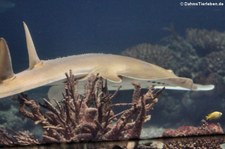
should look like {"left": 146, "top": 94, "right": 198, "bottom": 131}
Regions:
{"left": 194, "top": 50, "right": 225, "bottom": 98}
{"left": 161, "top": 136, "right": 225, "bottom": 149}
{"left": 198, "top": 50, "right": 225, "bottom": 76}
{"left": 0, "top": 128, "right": 39, "bottom": 146}
{"left": 0, "top": 70, "right": 164, "bottom": 146}
{"left": 121, "top": 43, "right": 178, "bottom": 70}
{"left": 121, "top": 41, "right": 198, "bottom": 78}
{"left": 121, "top": 28, "right": 225, "bottom": 129}
{"left": 0, "top": 128, "right": 14, "bottom": 146}
{"left": 0, "top": 105, "right": 26, "bottom": 130}
{"left": 121, "top": 43, "right": 197, "bottom": 127}
{"left": 162, "top": 121, "right": 224, "bottom": 137}
{"left": 0, "top": 98, "right": 33, "bottom": 132}
{"left": 185, "top": 28, "right": 225, "bottom": 56}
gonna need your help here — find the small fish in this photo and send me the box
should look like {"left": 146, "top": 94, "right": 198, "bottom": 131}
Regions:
{"left": 205, "top": 111, "right": 222, "bottom": 121}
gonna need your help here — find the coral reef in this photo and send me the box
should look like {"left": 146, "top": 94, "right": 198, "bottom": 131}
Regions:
{"left": 198, "top": 50, "right": 225, "bottom": 76}
{"left": 192, "top": 50, "right": 225, "bottom": 100}
{"left": 162, "top": 121, "right": 224, "bottom": 137}
{"left": 186, "top": 28, "right": 225, "bottom": 56}
{"left": 181, "top": 27, "right": 225, "bottom": 104}
{"left": 121, "top": 41, "right": 198, "bottom": 78}
{"left": 199, "top": 50, "right": 225, "bottom": 76}
{"left": 0, "top": 98, "right": 32, "bottom": 132}
{"left": 121, "top": 27, "right": 225, "bottom": 129}
{"left": 84, "top": 135, "right": 225, "bottom": 149}
{"left": 0, "top": 105, "right": 27, "bottom": 130}
{"left": 121, "top": 43, "right": 178, "bottom": 70}
{"left": 162, "top": 136, "right": 225, "bottom": 149}
{"left": 0, "top": 70, "right": 163, "bottom": 146}
{"left": 1, "top": 27, "right": 225, "bottom": 147}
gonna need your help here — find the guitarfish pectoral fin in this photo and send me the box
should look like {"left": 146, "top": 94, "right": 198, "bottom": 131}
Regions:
{"left": 80, "top": 67, "right": 122, "bottom": 83}
{"left": 100, "top": 72, "right": 122, "bottom": 83}
{"left": 47, "top": 70, "right": 123, "bottom": 100}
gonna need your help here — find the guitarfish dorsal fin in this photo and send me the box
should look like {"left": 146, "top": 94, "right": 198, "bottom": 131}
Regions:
{"left": 23, "top": 22, "right": 41, "bottom": 69}
{"left": 0, "top": 38, "right": 15, "bottom": 82}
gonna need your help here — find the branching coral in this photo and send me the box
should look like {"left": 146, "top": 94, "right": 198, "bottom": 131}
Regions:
{"left": 0, "top": 70, "right": 164, "bottom": 146}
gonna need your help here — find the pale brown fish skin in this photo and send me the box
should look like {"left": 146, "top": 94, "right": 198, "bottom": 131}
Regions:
{"left": 0, "top": 22, "right": 214, "bottom": 99}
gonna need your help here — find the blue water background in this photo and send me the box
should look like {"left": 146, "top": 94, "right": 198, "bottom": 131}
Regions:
{"left": 0, "top": 0, "right": 224, "bottom": 72}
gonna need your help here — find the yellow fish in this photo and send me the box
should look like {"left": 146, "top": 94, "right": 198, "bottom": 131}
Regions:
{"left": 205, "top": 111, "right": 222, "bottom": 121}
